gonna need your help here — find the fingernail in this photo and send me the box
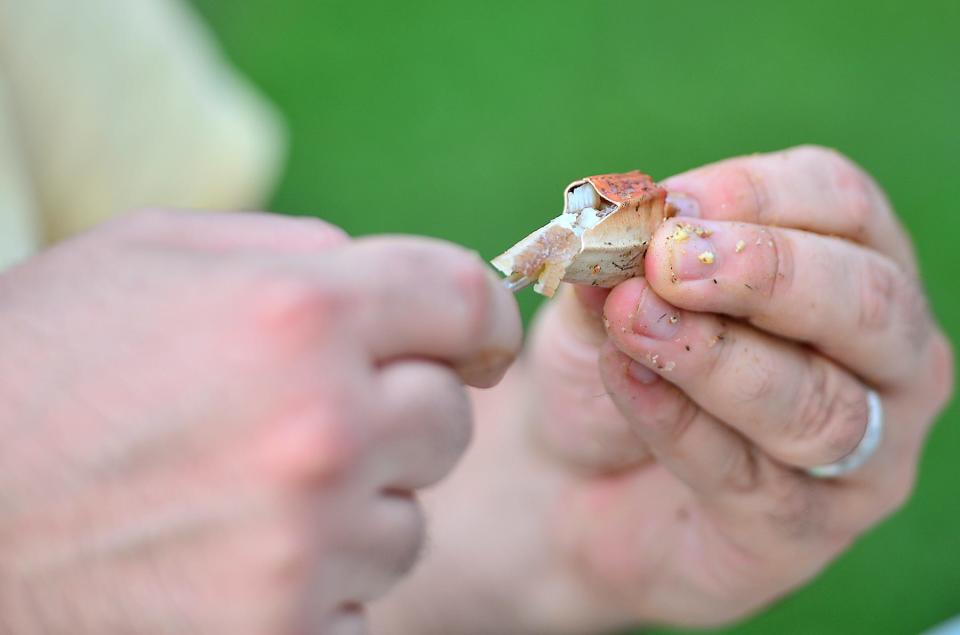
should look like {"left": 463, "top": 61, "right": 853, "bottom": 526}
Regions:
{"left": 632, "top": 286, "right": 681, "bottom": 339}
{"left": 665, "top": 191, "right": 700, "bottom": 218}
{"left": 666, "top": 221, "right": 719, "bottom": 281}
{"left": 628, "top": 360, "right": 659, "bottom": 384}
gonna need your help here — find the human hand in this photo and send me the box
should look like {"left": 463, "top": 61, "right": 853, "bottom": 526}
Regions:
{"left": 371, "top": 146, "right": 953, "bottom": 633}
{"left": 0, "top": 210, "right": 521, "bottom": 634}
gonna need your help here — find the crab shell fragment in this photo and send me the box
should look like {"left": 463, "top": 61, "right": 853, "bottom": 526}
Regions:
{"left": 492, "top": 170, "right": 674, "bottom": 296}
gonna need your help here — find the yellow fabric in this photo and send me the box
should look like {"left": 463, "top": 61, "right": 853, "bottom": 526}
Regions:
{"left": 0, "top": 0, "right": 285, "bottom": 265}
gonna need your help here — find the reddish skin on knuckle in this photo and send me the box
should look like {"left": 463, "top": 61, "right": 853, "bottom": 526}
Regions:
{"left": 255, "top": 408, "right": 360, "bottom": 488}
{"left": 243, "top": 274, "right": 344, "bottom": 351}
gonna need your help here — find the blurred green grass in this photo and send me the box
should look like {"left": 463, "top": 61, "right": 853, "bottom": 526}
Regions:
{"left": 190, "top": 1, "right": 958, "bottom": 633}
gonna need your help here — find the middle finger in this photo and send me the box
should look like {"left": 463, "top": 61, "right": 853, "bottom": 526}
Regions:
{"left": 364, "top": 359, "right": 474, "bottom": 491}
{"left": 603, "top": 277, "right": 871, "bottom": 469}
{"left": 643, "top": 217, "right": 932, "bottom": 387}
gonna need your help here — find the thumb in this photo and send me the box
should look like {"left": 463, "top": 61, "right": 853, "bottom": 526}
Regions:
{"left": 527, "top": 283, "right": 652, "bottom": 471}
{"left": 567, "top": 284, "right": 612, "bottom": 345}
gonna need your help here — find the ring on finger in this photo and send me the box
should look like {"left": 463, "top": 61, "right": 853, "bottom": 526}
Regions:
{"left": 807, "top": 390, "right": 884, "bottom": 479}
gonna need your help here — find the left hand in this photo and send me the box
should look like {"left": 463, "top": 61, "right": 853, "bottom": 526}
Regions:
{"left": 371, "top": 146, "right": 954, "bottom": 634}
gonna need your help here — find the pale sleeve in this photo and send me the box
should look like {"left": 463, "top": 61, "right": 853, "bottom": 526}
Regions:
{"left": 0, "top": 0, "right": 286, "bottom": 244}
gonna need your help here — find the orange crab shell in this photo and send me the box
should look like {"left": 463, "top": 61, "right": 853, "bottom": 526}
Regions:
{"left": 564, "top": 170, "right": 667, "bottom": 213}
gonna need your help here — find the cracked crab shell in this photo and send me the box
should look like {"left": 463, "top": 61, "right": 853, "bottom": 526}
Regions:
{"left": 492, "top": 170, "right": 673, "bottom": 296}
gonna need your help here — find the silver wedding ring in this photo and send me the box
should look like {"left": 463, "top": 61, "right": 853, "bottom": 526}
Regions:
{"left": 807, "top": 390, "right": 884, "bottom": 479}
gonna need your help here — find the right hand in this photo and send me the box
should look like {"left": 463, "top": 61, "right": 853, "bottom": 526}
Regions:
{"left": 0, "top": 210, "right": 521, "bottom": 634}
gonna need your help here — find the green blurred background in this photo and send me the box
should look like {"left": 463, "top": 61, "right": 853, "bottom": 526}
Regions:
{"left": 191, "top": 1, "right": 958, "bottom": 633}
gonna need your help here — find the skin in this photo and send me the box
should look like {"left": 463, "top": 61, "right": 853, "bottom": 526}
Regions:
{"left": 0, "top": 210, "right": 522, "bottom": 634}
{"left": 370, "top": 146, "right": 955, "bottom": 633}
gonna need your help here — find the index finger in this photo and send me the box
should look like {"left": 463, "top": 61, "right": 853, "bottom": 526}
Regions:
{"left": 663, "top": 145, "right": 916, "bottom": 272}
{"left": 324, "top": 236, "right": 522, "bottom": 388}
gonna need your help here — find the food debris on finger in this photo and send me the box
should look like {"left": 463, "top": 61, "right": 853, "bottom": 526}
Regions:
{"left": 492, "top": 171, "right": 674, "bottom": 296}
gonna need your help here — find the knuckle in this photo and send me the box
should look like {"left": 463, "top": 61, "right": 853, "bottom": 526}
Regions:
{"left": 258, "top": 403, "right": 361, "bottom": 488}
{"left": 841, "top": 175, "right": 875, "bottom": 232}
{"left": 729, "top": 160, "right": 771, "bottom": 223}
{"left": 823, "top": 392, "right": 870, "bottom": 461}
{"left": 820, "top": 147, "right": 875, "bottom": 228}
{"left": 369, "top": 239, "right": 493, "bottom": 344}
{"left": 830, "top": 156, "right": 875, "bottom": 229}
{"left": 730, "top": 353, "right": 779, "bottom": 406}
{"left": 792, "top": 360, "right": 868, "bottom": 463}
{"left": 857, "top": 260, "right": 900, "bottom": 331}
{"left": 241, "top": 269, "right": 345, "bottom": 346}
{"left": 790, "top": 357, "right": 832, "bottom": 441}
{"left": 788, "top": 145, "right": 876, "bottom": 232}
{"left": 858, "top": 261, "right": 931, "bottom": 352}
